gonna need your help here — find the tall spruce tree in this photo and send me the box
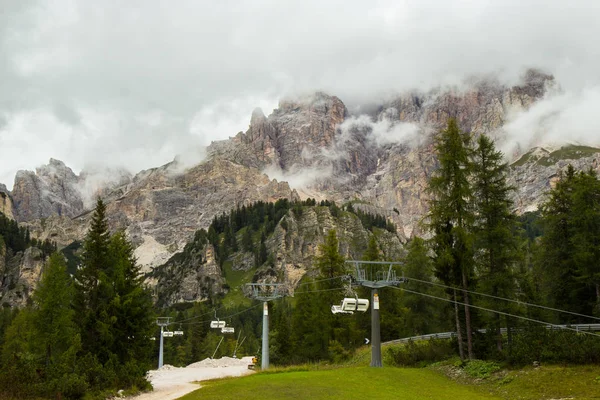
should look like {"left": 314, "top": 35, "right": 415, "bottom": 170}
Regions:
{"left": 427, "top": 118, "right": 476, "bottom": 359}
{"left": 74, "top": 198, "right": 115, "bottom": 364}
{"left": 402, "top": 237, "right": 447, "bottom": 335}
{"left": 108, "top": 232, "right": 155, "bottom": 370}
{"left": 537, "top": 166, "right": 579, "bottom": 320}
{"left": 570, "top": 169, "right": 600, "bottom": 315}
{"left": 538, "top": 166, "right": 600, "bottom": 320}
{"left": 472, "top": 134, "right": 520, "bottom": 351}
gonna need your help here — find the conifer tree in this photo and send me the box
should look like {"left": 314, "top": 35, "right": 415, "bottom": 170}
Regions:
{"left": 472, "top": 134, "right": 520, "bottom": 350}
{"left": 74, "top": 198, "right": 114, "bottom": 364}
{"left": 427, "top": 118, "right": 476, "bottom": 359}
{"left": 108, "top": 232, "right": 155, "bottom": 369}
{"left": 363, "top": 235, "right": 381, "bottom": 261}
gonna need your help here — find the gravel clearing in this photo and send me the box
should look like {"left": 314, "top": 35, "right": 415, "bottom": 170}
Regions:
{"left": 125, "top": 356, "right": 255, "bottom": 400}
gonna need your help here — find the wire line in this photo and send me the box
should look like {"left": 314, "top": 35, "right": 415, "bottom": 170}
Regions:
{"left": 402, "top": 275, "right": 600, "bottom": 322}
{"left": 391, "top": 286, "right": 600, "bottom": 338}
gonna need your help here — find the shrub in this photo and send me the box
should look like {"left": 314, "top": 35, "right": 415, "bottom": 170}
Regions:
{"left": 386, "top": 339, "right": 456, "bottom": 367}
{"left": 463, "top": 360, "right": 501, "bottom": 379}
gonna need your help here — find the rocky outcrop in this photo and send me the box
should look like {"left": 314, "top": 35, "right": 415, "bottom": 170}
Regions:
{"left": 209, "top": 92, "right": 347, "bottom": 172}
{"left": 0, "top": 247, "right": 45, "bottom": 308}
{"left": 0, "top": 184, "right": 13, "bottom": 219}
{"left": 11, "top": 159, "right": 84, "bottom": 222}
{"left": 153, "top": 205, "right": 404, "bottom": 307}
{"left": 509, "top": 146, "right": 600, "bottom": 213}
{"left": 380, "top": 69, "right": 554, "bottom": 134}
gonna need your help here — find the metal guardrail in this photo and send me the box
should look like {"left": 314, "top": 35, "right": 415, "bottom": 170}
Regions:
{"left": 383, "top": 324, "right": 600, "bottom": 345}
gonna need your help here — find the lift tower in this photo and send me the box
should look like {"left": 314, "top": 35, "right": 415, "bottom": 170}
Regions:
{"left": 346, "top": 260, "right": 405, "bottom": 367}
{"left": 245, "top": 283, "right": 284, "bottom": 370}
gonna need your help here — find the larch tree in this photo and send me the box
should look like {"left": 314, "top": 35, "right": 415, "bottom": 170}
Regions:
{"left": 472, "top": 134, "right": 521, "bottom": 351}
{"left": 427, "top": 118, "right": 476, "bottom": 360}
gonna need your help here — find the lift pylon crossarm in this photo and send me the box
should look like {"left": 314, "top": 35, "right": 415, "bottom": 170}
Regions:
{"left": 244, "top": 282, "right": 287, "bottom": 371}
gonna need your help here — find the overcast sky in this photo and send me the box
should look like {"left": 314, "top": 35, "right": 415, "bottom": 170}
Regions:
{"left": 1, "top": 0, "right": 600, "bottom": 188}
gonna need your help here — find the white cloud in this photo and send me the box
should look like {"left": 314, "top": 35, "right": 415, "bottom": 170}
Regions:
{"left": 1, "top": 0, "right": 600, "bottom": 188}
{"left": 499, "top": 86, "right": 600, "bottom": 159}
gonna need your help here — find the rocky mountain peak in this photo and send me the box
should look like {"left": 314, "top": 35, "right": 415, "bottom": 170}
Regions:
{"left": 12, "top": 159, "right": 84, "bottom": 222}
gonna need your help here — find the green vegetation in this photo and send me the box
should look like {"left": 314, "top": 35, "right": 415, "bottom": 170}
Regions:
{"left": 0, "top": 199, "right": 155, "bottom": 399}
{"left": 0, "top": 212, "right": 56, "bottom": 256}
{"left": 184, "top": 367, "right": 502, "bottom": 400}
{"left": 511, "top": 145, "right": 600, "bottom": 168}
{"left": 432, "top": 361, "right": 600, "bottom": 400}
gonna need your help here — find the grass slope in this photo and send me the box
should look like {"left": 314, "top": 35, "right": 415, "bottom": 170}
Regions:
{"left": 181, "top": 367, "right": 502, "bottom": 400}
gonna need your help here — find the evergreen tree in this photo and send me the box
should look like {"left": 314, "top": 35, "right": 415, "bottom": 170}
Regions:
{"left": 1, "top": 254, "right": 84, "bottom": 398}
{"left": 472, "top": 134, "right": 520, "bottom": 350}
{"left": 74, "top": 198, "right": 114, "bottom": 364}
{"left": 107, "top": 232, "right": 155, "bottom": 370}
{"left": 537, "top": 166, "right": 580, "bottom": 320}
{"left": 402, "top": 237, "right": 447, "bottom": 335}
{"left": 538, "top": 166, "right": 600, "bottom": 319}
{"left": 570, "top": 169, "right": 600, "bottom": 316}
{"left": 363, "top": 235, "right": 381, "bottom": 261}
{"left": 316, "top": 230, "right": 346, "bottom": 284}
{"left": 427, "top": 118, "right": 476, "bottom": 359}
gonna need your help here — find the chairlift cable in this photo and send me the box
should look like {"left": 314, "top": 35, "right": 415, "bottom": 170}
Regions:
{"left": 402, "top": 275, "right": 600, "bottom": 322}
{"left": 390, "top": 286, "right": 600, "bottom": 338}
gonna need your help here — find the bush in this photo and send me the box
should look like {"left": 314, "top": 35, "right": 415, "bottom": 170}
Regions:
{"left": 385, "top": 339, "right": 456, "bottom": 367}
{"left": 505, "top": 325, "right": 600, "bottom": 365}
{"left": 462, "top": 360, "right": 501, "bottom": 379}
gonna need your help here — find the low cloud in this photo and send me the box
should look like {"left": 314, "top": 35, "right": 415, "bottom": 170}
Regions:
{"left": 498, "top": 86, "right": 600, "bottom": 159}
{"left": 2, "top": 1, "right": 600, "bottom": 188}
{"left": 262, "top": 163, "right": 334, "bottom": 189}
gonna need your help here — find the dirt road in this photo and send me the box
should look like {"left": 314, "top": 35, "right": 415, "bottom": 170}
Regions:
{"left": 127, "top": 357, "right": 255, "bottom": 400}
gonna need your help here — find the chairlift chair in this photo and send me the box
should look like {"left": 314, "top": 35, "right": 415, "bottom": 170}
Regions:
{"left": 221, "top": 327, "right": 235, "bottom": 334}
{"left": 210, "top": 320, "right": 226, "bottom": 329}
{"left": 331, "top": 305, "right": 353, "bottom": 314}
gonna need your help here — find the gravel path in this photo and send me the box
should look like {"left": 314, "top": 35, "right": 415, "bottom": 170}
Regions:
{"left": 126, "top": 357, "right": 255, "bottom": 400}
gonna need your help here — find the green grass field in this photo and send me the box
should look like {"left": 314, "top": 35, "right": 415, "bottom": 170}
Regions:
{"left": 180, "top": 367, "right": 502, "bottom": 400}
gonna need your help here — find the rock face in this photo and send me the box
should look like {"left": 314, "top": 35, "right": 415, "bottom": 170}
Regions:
{"left": 0, "top": 184, "right": 13, "bottom": 219}
{"left": 0, "top": 246, "right": 45, "bottom": 308}
{"left": 209, "top": 92, "right": 347, "bottom": 172}
{"left": 8, "top": 69, "right": 600, "bottom": 307}
{"left": 11, "top": 159, "right": 84, "bottom": 222}
{"left": 152, "top": 205, "right": 404, "bottom": 307}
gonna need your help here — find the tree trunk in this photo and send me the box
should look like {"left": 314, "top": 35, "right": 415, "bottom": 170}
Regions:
{"left": 454, "top": 289, "right": 465, "bottom": 361}
{"left": 462, "top": 271, "right": 474, "bottom": 360}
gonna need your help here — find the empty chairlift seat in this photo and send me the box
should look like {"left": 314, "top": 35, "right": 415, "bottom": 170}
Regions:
{"left": 337, "top": 298, "right": 370, "bottom": 313}
{"left": 356, "top": 298, "right": 370, "bottom": 312}
{"left": 341, "top": 298, "right": 357, "bottom": 312}
{"left": 331, "top": 305, "right": 352, "bottom": 314}
{"left": 221, "top": 327, "right": 235, "bottom": 334}
{"left": 210, "top": 321, "right": 226, "bottom": 329}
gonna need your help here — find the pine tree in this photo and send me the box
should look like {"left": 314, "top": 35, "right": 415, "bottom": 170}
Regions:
{"left": 74, "top": 198, "right": 114, "bottom": 364}
{"left": 108, "top": 232, "right": 155, "bottom": 370}
{"left": 537, "top": 166, "right": 579, "bottom": 320}
{"left": 472, "top": 134, "right": 520, "bottom": 350}
{"left": 570, "top": 169, "right": 600, "bottom": 316}
{"left": 427, "top": 118, "right": 476, "bottom": 359}
{"left": 402, "top": 237, "right": 447, "bottom": 335}
{"left": 363, "top": 235, "right": 381, "bottom": 261}
{"left": 316, "top": 230, "right": 346, "bottom": 283}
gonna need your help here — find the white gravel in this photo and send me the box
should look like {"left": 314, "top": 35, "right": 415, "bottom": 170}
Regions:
{"left": 125, "top": 356, "right": 255, "bottom": 400}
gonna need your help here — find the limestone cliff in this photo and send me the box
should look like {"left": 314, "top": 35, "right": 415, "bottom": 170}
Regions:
{"left": 0, "top": 184, "right": 13, "bottom": 220}
{"left": 11, "top": 159, "right": 85, "bottom": 222}
{"left": 152, "top": 204, "right": 403, "bottom": 307}
{"left": 0, "top": 247, "right": 45, "bottom": 308}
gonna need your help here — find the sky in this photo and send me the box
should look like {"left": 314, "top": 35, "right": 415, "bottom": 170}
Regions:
{"left": 1, "top": 0, "right": 600, "bottom": 189}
